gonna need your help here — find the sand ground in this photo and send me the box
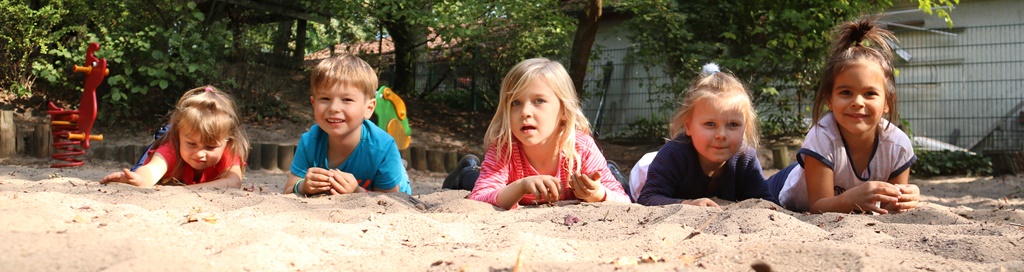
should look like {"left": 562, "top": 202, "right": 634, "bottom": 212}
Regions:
{"left": 1, "top": 157, "right": 1023, "bottom": 271}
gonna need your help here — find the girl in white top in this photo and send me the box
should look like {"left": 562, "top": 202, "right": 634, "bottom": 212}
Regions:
{"left": 767, "top": 17, "right": 921, "bottom": 214}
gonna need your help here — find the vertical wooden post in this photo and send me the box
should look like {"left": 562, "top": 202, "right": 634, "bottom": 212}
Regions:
{"left": 427, "top": 149, "right": 445, "bottom": 172}
{"left": 261, "top": 143, "right": 278, "bottom": 171}
{"left": 247, "top": 143, "right": 262, "bottom": 170}
{"left": 277, "top": 144, "right": 295, "bottom": 172}
{"left": 400, "top": 148, "right": 411, "bottom": 170}
{"left": 444, "top": 152, "right": 458, "bottom": 172}
{"left": 772, "top": 146, "right": 790, "bottom": 169}
{"left": 121, "top": 145, "right": 136, "bottom": 165}
{"left": 0, "top": 110, "right": 15, "bottom": 157}
{"left": 34, "top": 123, "right": 52, "bottom": 158}
{"left": 411, "top": 146, "right": 427, "bottom": 171}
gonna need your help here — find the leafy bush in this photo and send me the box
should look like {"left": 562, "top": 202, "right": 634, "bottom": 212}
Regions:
{"left": 911, "top": 150, "right": 993, "bottom": 177}
{"left": 3, "top": 0, "right": 298, "bottom": 128}
{"left": 0, "top": 1, "right": 74, "bottom": 97}
{"left": 619, "top": 116, "right": 669, "bottom": 142}
{"left": 759, "top": 113, "right": 806, "bottom": 143}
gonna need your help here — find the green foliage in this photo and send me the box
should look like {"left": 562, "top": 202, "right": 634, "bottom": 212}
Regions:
{"left": 4, "top": 0, "right": 296, "bottom": 127}
{"left": 0, "top": 1, "right": 75, "bottom": 97}
{"left": 617, "top": 0, "right": 890, "bottom": 141}
{"left": 620, "top": 116, "right": 669, "bottom": 142}
{"left": 311, "top": 0, "right": 574, "bottom": 98}
{"left": 423, "top": 87, "right": 478, "bottom": 112}
{"left": 429, "top": 0, "right": 573, "bottom": 101}
{"left": 918, "top": 0, "right": 960, "bottom": 27}
{"left": 911, "top": 150, "right": 993, "bottom": 177}
{"left": 614, "top": 0, "right": 961, "bottom": 143}
{"left": 760, "top": 113, "right": 806, "bottom": 142}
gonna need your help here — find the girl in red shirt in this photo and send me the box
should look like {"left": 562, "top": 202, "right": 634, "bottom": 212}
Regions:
{"left": 102, "top": 86, "right": 249, "bottom": 188}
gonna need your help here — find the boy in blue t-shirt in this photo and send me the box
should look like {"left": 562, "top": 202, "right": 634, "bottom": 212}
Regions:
{"left": 284, "top": 55, "right": 411, "bottom": 195}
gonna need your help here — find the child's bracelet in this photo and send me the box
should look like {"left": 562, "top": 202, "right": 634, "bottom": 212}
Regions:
{"left": 293, "top": 178, "right": 305, "bottom": 197}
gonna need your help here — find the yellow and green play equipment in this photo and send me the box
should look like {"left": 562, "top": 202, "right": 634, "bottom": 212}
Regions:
{"left": 374, "top": 86, "right": 411, "bottom": 150}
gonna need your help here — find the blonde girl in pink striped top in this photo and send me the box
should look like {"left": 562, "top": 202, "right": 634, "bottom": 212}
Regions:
{"left": 467, "top": 58, "right": 630, "bottom": 210}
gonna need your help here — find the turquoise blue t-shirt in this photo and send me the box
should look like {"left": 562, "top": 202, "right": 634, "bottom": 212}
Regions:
{"left": 290, "top": 120, "right": 411, "bottom": 194}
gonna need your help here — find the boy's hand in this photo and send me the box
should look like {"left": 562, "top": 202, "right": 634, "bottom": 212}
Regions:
{"left": 301, "top": 167, "right": 338, "bottom": 195}
{"left": 681, "top": 198, "right": 719, "bottom": 207}
{"left": 101, "top": 169, "right": 145, "bottom": 187}
{"left": 844, "top": 181, "right": 902, "bottom": 214}
{"left": 515, "top": 175, "right": 562, "bottom": 204}
{"left": 569, "top": 172, "right": 606, "bottom": 202}
{"left": 327, "top": 169, "right": 364, "bottom": 194}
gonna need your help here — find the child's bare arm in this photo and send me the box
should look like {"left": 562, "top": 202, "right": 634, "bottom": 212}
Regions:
{"left": 285, "top": 168, "right": 339, "bottom": 195}
{"left": 188, "top": 165, "right": 243, "bottom": 189}
{"left": 496, "top": 175, "right": 561, "bottom": 210}
{"left": 805, "top": 157, "right": 900, "bottom": 214}
{"left": 371, "top": 185, "right": 399, "bottom": 193}
{"left": 101, "top": 153, "right": 168, "bottom": 188}
{"left": 283, "top": 173, "right": 302, "bottom": 194}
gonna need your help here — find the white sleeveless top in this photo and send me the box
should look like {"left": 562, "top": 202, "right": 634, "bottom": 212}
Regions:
{"left": 778, "top": 113, "right": 916, "bottom": 211}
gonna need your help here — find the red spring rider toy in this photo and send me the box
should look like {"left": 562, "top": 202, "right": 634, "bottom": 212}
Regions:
{"left": 47, "top": 42, "right": 107, "bottom": 168}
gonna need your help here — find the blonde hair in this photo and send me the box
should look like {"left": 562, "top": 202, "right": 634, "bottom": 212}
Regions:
{"left": 483, "top": 58, "right": 592, "bottom": 174}
{"left": 670, "top": 67, "right": 760, "bottom": 150}
{"left": 151, "top": 86, "right": 249, "bottom": 179}
{"left": 311, "top": 55, "right": 378, "bottom": 98}
{"left": 812, "top": 16, "right": 899, "bottom": 127}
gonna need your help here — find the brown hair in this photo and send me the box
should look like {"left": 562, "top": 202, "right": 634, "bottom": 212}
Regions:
{"left": 151, "top": 86, "right": 249, "bottom": 180}
{"left": 310, "top": 55, "right": 379, "bottom": 98}
{"left": 812, "top": 17, "right": 900, "bottom": 127}
{"left": 484, "top": 58, "right": 592, "bottom": 174}
{"left": 670, "top": 65, "right": 760, "bottom": 150}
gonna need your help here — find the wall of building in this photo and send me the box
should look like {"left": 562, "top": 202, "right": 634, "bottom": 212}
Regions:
{"left": 887, "top": 0, "right": 1024, "bottom": 151}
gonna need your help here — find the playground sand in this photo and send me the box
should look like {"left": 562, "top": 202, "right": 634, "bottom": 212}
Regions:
{"left": 1, "top": 158, "right": 1023, "bottom": 271}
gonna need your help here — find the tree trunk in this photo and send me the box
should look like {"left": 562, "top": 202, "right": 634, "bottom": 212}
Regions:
{"left": 382, "top": 19, "right": 426, "bottom": 96}
{"left": 273, "top": 20, "right": 294, "bottom": 66}
{"left": 293, "top": 20, "right": 307, "bottom": 68}
{"left": 568, "top": 0, "right": 602, "bottom": 97}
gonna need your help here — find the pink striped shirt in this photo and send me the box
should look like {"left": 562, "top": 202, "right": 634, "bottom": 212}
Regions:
{"left": 467, "top": 131, "right": 630, "bottom": 209}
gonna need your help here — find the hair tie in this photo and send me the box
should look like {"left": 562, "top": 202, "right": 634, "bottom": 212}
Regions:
{"left": 702, "top": 63, "right": 720, "bottom": 76}
{"left": 205, "top": 86, "right": 215, "bottom": 92}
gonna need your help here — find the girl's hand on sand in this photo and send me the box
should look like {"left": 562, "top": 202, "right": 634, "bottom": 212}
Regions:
{"left": 885, "top": 184, "right": 920, "bottom": 213}
{"left": 845, "top": 181, "right": 902, "bottom": 214}
{"left": 101, "top": 169, "right": 144, "bottom": 186}
{"left": 681, "top": 198, "right": 719, "bottom": 207}
{"left": 570, "top": 172, "right": 606, "bottom": 202}
{"left": 327, "top": 169, "right": 363, "bottom": 194}
{"left": 516, "top": 175, "right": 562, "bottom": 204}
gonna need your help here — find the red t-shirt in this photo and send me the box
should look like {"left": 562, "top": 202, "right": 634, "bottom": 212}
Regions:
{"left": 145, "top": 142, "right": 242, "bottom": 185}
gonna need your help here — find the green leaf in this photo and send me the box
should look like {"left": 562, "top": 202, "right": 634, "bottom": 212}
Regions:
{"left": 761, "top": 87, "right": 779, "bottom": 96}
{"left": 111, "top": 88, "right": 123, "bottom": 101}
{"left": 159, "top": 80, "right": 169, "bottom": 89}
{"left": 721, "top": 32, "right": 737, "bottom": 40}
